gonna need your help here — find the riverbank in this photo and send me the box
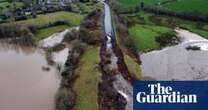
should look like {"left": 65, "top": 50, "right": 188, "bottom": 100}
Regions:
{"left": 98, "top": 2, "right": 137, "bottom": 110}
{"left": 0, "top": 1, "right": 105, "bottom": 110}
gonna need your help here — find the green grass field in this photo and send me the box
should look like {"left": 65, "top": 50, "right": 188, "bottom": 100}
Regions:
{"left": 116, "top": 0, "right": 171, "bottom": 12}
{"left": 129, "top": 24, "right": 174, "bottom": 51}
{"left": 116, "top": 0, "right": 168, "bottom": 10}
{"left": 162, "top": 0, "right": 208, "bottom": 14}
{"left": 117, "top": 0, "right": 208, "bottom": 14}
{"left": 126, "top": 11, "right": 208, "bottom": 52}
{"left": 1, "top": 2, "right": 102, "bottom": 41}
{"left": 14, "top": 11, "right": 83, "bottom": 27}
{"left": 71, "top": 2, "right": 102, "bottom": 14}
{"left": 0, "top": 2, "right": 24, "bottom": 15}
{"left": 4, "top": 11, "right": 84, "bottom": 41}
{"left": 115, "top": 0, "right": 208, "bottom": 52}
{"left": 117, "top": 0, "right": 169, "bottom": 7}
{"left": 116, "top": 0, "right": 140, "bottom": 11}
{"left": 16, "top": 11, "right": 83, "bottom": 41}
{"left": 34, "top": 25, "right": 69, "bottom": 41}
{"left": 74, "top": 47, "right": 101, "bottom": 110}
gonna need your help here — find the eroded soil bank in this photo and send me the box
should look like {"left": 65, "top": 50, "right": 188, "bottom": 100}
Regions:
{"left": 98, "top": 2, "right": 134, "bottom": 110}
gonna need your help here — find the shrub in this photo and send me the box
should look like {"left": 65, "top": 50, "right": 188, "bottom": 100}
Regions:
{"left": 79, "top": 27, "right": 101, "bottom": 45}
{"left": 38, "top": 20, "right": 71, "bottom": 30}
{"left": 50, "top": 43, "right": 66, "bottom": 52}
{"left": 0, "top": 24, "right": 34, "bottom": 38}
{"left": 81, "top": 19, "right": 96, "bottom": 29}
{"left": 15, "top": 15, "right": 27, "bottom": 21}
{"left": 71, "top": 40, "right": 86, "bottom": 57}
{"left": 155, "top": 32, "right": 179, "bottom": 47}
{"left": 53, "top": 20, "right": 71, "bottom": 26}
{"left": 27, "top": 25, "right": 38, "bottom": 33}
{"left": 117, "top": 22, "right": 138, "bottom": 54}
{"left": 55, "top": 88, "right": 76, "bottom": 110}
{"left": 63, "top": 29, "right": 79, "bottom": 43}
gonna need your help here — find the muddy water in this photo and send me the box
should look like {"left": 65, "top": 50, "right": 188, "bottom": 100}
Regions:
{"left": 141, "top": 29, "right": 208, "bottom": 80}
{"left": 0, "top": 43, "right": 60, "bottom": 110}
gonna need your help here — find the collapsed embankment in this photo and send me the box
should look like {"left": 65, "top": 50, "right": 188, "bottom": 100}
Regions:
{"left": 98, "top": 2, "right": 135, "bottom": 110}
{"left": 112, "top": 12, "right": 142, "bottom": 65}
{"left": 98, "top": 34, "right": 127, "bottom": 110}
{"left": 98, "top": 30, "right": 134, "bottom": 110}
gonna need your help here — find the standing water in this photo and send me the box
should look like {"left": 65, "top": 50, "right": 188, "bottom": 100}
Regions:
{"left": 0, "top": 42, "right": 60, "bottom": 110}
{"left": 104, "top": 2, "right": 113, "bottom": 35}
{"left": 141, "top": 29, "right": 208, "bottom": 80}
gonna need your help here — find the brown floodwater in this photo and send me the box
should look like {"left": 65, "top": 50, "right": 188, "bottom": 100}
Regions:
{"left": 0, "top": 42, "right": 60, "bottom": 110}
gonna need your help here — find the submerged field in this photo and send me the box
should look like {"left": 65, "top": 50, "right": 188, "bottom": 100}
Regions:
{"left": 113, "top": 0, "right": 208, "bottom": 52}
{"left": 34, "top": 25, "right": 69, "bottom": 41}
{"left": 123, "top": 11, "right": 208, "bottom": 52}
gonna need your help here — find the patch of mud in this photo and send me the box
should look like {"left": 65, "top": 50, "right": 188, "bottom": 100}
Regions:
{"left": 52, "top": 48, "right": 69, "bottom": 64}
{"left": 175, "top": 28, "right": 207, "bottom": 42}
{"left": 52, "top": 48, "right": 70, "bottom": 71}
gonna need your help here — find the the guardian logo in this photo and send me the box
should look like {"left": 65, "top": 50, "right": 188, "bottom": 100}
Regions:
{"left": 136, "top": 83, "right": 197, "bottom": 104}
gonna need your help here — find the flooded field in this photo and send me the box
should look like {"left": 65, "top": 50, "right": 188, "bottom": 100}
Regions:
{"left": 0, "top": 42, "right": 60, "bottom": 110}
{"left": 141, "top": 29, "right": 208, "bottom": 80}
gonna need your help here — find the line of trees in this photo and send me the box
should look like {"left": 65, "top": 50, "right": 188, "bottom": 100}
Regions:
{"left": 110, "top": 0, "right": 208, "bottom": 23}
{"left": 142, "top": 4, "right": 208, "bottom": 22}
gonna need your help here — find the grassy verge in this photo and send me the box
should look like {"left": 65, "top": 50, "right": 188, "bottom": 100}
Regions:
{"left": 124, "top": 54, "right": 142, "bottom": 79}
{"left": 74, "top": 47, "right": 101, "bottom": 110}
